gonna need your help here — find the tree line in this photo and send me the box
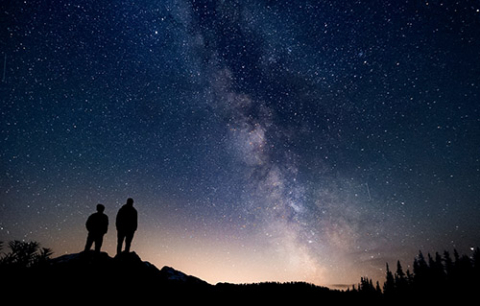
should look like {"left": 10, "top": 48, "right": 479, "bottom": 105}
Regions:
{"left": 354, "top": 247, "right": 480, "bottom": 301}
{"left": 0, "top": 240, "right": 53, "bottom": 269}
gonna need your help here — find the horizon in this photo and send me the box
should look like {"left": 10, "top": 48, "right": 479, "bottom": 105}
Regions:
{"left": 1, "top": 0, "right": 480, "bottom": 289}
{"left": 3, "top": 238, "right": 479, "bottom": 290}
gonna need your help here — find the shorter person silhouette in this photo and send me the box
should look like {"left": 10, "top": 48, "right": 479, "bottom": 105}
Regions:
{"left": 84, "top": 204, "right": 109, "bottom": 253}
{"left": 116, "top": 198, "right": 138, "bottom": 254}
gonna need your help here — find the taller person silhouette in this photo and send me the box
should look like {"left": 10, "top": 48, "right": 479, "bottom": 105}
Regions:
{"left": 116, "top": 198, "right": 138, "bottom": 255}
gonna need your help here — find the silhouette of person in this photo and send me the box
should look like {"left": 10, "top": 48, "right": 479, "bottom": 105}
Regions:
{"left": 116, "top": 198, "right": 138, "bottom": 254}
{"left": 84, "top": 204, "right": 109, "bottom": 253}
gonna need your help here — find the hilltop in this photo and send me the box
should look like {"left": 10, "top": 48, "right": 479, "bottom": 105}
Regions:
{"left": 1, "top": 250, "right": 350, "bottom": 303}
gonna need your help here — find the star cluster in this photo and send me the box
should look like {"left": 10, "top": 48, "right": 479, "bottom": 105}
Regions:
{"left": 1, "top": 0, "right": 480, "bottom": 286}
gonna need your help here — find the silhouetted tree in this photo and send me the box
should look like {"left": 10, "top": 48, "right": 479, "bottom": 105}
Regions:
{"left": 429, "top": 252, "right": 445, "bottom": 280}
{"left": 36, "top": 247, "right": 54, "bottom": 265}
{"left": 353, "top": 277, "right": 382, "bottom": 303}
{"left": 383, "top": 263, "right": 395, "bottom": 297}
{"left": 377, "top": 247, "right": 480, "bottom": 301}
{"left": 0, "top": 240, "right": 53, "bottom": 268}
{"left": 457, "top": 252, "right": 474, "bottom": 292}
{"left": 473, "top": 247, "right": 480, "bottom": 278}
{"left": 394, "top": 260, "right": 408, "bottom": 296}
{"left": 412, "top": 250, "right": 430, "bottom": 294}
{"left": 443, "top": 250, "right": 454, "bottom": 280}
{"left": 413, "top": 251, "right": 428, "bottom": 277}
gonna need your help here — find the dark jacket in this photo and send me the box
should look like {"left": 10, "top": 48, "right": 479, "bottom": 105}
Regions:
{"left": 86, "top": 212, "right": 109, "bottom": 235}
{"left": 116, "top": 204, "right": 138, "bottom": 233}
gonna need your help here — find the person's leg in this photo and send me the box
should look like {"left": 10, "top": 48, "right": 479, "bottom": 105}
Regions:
{"left": 95, "top": 235, "right": 103, "bottom": 253}
{"left": 84, "top": 233, "right": 94, "bottom": 252}
{"left": 117, "top": 232, "right": 125, "bottom": 255}
{"left": 124, "top": 232, "right": 134, "bottom": 253}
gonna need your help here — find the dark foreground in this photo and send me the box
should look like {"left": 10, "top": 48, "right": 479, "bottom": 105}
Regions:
{"left": 1, "top": 251, "right": 477, "bottom": 304}
{"left": 0, "top": 251, "right": 352, "bottom": 303}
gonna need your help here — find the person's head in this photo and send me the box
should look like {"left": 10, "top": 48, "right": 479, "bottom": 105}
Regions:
{"left": 126, "top": 198, "right": 134, "bottom": 206}
{"left": 97, "top": 204, "right": 105, "bottom": 213}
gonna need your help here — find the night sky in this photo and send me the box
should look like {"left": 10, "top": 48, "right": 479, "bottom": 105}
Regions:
{"left": 1, "top": 0, "right": 480, "bottom": 287}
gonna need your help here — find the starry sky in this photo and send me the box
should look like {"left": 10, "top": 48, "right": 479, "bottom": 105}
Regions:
{"left": 1, "top": 0, "right": 480, "bottom": 287}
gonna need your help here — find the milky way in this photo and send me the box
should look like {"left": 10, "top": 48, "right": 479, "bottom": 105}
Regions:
{"left": 1, "top": 0, "right": 480, "bottom": 286}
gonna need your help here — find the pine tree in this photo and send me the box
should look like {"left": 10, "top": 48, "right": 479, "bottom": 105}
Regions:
{"left": 395, "top": 260, "right": 408, "bottom": 295}
{"left": 373, "top": 248, "right": 480, "bottom": 301}
{"left": 473, "top": 247, "right": 480, "bottom": 274}
{"left": 375, "top": 281, "right": 382, "bottom": 294}
{"left": 383, "top": 263, "right": 395, "bottom": 297}
{"left": 443, "top": 251, "right": 454, "bottom": 280}
{"left": 413, "top": 251, "right": 428, "bottom": 283}
{"left": 406, "top": 269, "right": 414, "bottom": 287}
